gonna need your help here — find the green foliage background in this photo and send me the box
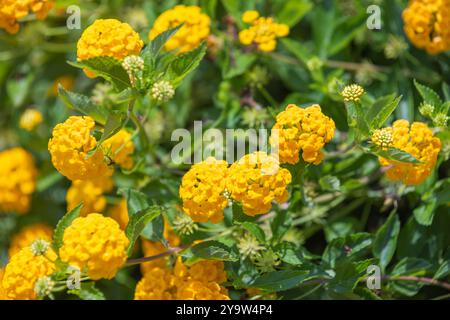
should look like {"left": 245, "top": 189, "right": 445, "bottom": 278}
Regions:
{"left": 0, "top": 0, "right": 449, "bottom": 300}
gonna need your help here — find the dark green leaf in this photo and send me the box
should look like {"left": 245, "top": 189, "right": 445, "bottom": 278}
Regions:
{"left": 322, "top": 233, "right": 372, "bottom": 268}
{"left": 275, "top": 0, "right": 312, "bottom": 27}
{"left": 146, "top": 24, "right": 183, "bottom": 58}
{"left": 191, "top": 240, "right": 238, "bottom": 261}
{"left": 168, "top": 41, "right": 207, "bottom": 86}
{"left": 413, "top": 198, "right": 437, "bottom": 226}
{"left": 373, "top": 210, "right": 400, "bottom": 271}
{"left": 125, "top": 205, "right": 162, "bottom": 256}
{"left": 69, "top": 57, "right": 131, "bottom": 91}
{"left": 240, "top": 222, "right": 265, "bottom": 243}
{"left": 58, "top": 85, "right": 109, "bottom": 125}
{"left": 70, "top": 282, "right": 106, "bottom": 300}
{"left": 251, "top": 268, "right": 328, "bottom": 292}
{"left": 414, "top": 79, "right": 442, "bottom": 108}
{"left": 367, "top": 143, "right": 422, "bottom": 164}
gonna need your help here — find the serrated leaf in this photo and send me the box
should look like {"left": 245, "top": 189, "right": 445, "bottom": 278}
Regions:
{"left": 58, "top": 85, "right": 109, "bottom": 125}
{"left": 141, "top": 214, "right": 165, "bottom": 242}
{"left": 191, "top": 240, "right": 238, "bottom": 261}
{"left": 275, "top": 242, "right": 319, "bottom": 266}
{"left": 146, "top": 24, "right": 183, "bottom": 58}
{"left": 329, "top": 259, "right": 375, "bottom": 294}
{"left": 368, "top": 95, "right": 402, "bottom": 129}
{"left": 53, "top": 203, "right": 83, "bottom": 253}
{"left": 125, "top": 205, "right": 162, "bottom": 256}
{"left": 367, "top": 143, "right": 422, "bottom": 164}
{"left": 69, "top": 57, "right": 131, "bottom": 91}
{"left": 167, "top": 41, "right": 207, "bottom": 86}
{"left": 414, "top": 79, "right": 442, "bottom": 108}
{"left": 373, "top": 210, "right": 400, "bottom": 272}
{"left": 223, "top": 51, "right": 256, "bottom": 79}
{"left": 322, "top": 233, "right": 373, "bottom": 268}
{"left": 90, "top": 112, "right": 125, "bottom": 157}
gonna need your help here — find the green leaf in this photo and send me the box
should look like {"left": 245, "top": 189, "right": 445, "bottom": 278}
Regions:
{"left": 240, "top": 222, "right": 265, "bottom": 243}
{"left": 191, "top": 240, "right": 239, "bottom": 261}
{"left": 119, "top": 188, "right": 149, "bottom": 217}
{"left": 69, "top": 282, "right": 106, "bottom": 300}
{"left": 223, "top": 51, "right": 256, "bottom": 79}
{"left": 69, "top": 57, "right": 131, "bottom": 91}
{"left": 7, "top": 74, "right": 33, "bottom": 107}
{"left": 414, "top": 79, "right": 442, "bottom": 108}
{"left": 319, "top": 175, "right": 341, "bottom": 192}
{"left": 232, "top": 202, "right": 257, "bottom": 223}
{"left": 92, "top": 112, "right": 125, "bottom": 156}
{"left": 275, "top": 242, "right": 319, "bottom": 266}
{"left": 168, "top": 41, "right": 207, "bottom": 86}
{"left": 434, "top": 260, "right": 450, "bottom": 280}
{"left": 146, "top": 24, "right": 183, "bottom": 58}
{"left": 280, "top": 38, "right": 312, "bottom": 65}
{"left": 329, "top": 259, "right": 375, "bottom": 294}
{"left": 141, "top": 214, "right": 165, "bottom": 242}
{"left": 125, "top": 205, "right": 162, "bottom": 256}
{"left": 373, "top": 210, "right": 400, "bottom": 272}
{"left": 322, "top": 233, "right": 372, "bottom": 268}
{"left": 413, "top": 198, "right": 437, "bottom": 226}
{"left": 58, "top": 85, "right": 109, "bottom": 125}
{"left": 389, "top": 257, "right": 432, "bottom": 296}
{"left": 366, "top": 94, "right": 402, "bottom": 129}
{"left": 275, "top": 0, "right": 312, "bottom": 27}
{"left": 53, "top": 203, "right": 83, "bottom": 253}
{"left": 367, "top": 144, "right": 422, "bottom": 164}
{"left": 251, "top": 268, "right": 328, "bottom": 292}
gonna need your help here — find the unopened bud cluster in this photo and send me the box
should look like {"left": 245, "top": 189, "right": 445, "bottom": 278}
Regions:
{"left": 151, "top": 80, "right": 175, "bottom": 102}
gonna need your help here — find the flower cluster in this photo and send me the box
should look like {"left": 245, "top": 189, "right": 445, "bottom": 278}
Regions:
{"left": 341, "top": 84, "right": 365, "bottom": 102}
{"left": 8, "top": 224, "right": 53, "bottom": 258}
{"left": 239, "top": 10, "right": 289, "bottom": 52}
{"left": 77, "top": 19, "right": 144, "bottom": 77}
{"left": 66, "top": 177, "right": 113, "bottom": 216}
{"left": 149, "top": 5, "right": 210, "bottom": 54}
{"left": 0, "top": 268, "right": 7, "bottom": 300}
{"left": 270, "top": 104, "right": 335, "bottom": 165}
{"left": 2, "top": 246, "right": 56, "bottom": 300}
{"left": 179, "top": 157, "right": 229, "bottom": 223}
{"left": 376, "top": 120, "right": 441, "bottom": 185}
{"left": 59, "top": 214, "right": 129, "bottom": 280}
{"left": 102, "top": 129, "right": 135, "bottom": 170}
{"left": 227, "top": 152, "right": 292, "bottom": 216}
{"left": 0, "top": 0, "right": 54, "bottom": 34}
{"left": 135, "top": 258, "right": 228, "bottom": 300}
{"left": 19, "top": 109, "right": 43, "bottom": 131}
{"left": 151, "top": 80, "right": 175, "bottom": 103}
{"left": 48, "top": 116, "right": 113, "bottom": 181}
{"left": 403, "top": 0, "right": 450, "bottom": 54}
{"left": 0, "top": 148, "right": 37, "bottom": 214}
{"left": 372, "top": 127, "right": 394, "bottom": 150}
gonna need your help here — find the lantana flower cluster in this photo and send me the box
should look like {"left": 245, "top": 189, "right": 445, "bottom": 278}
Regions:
{"left": 403, "top": 0, "right": 450, "bottom": 54}
{"left": 1, "top": 214, "right": 129, "bottom": 299}
{"left": 373, "top": 120, "right": 441, "bottom": 185}
{"left": 148, "top": 5, "right": 210, "bottom": 54}
{"left": 0, "top": 0, "right": 54, "bottom": 34}
{"left": 239, "top": 10, "right": 290, "bottom": 52}
{"left": 135, "top": 258, "right": 229, "bottom": 300}
{"left": 270, "top": 104, "right": 336, "bottom": 165}
{"left": 0, "top": 148, "right": 37, "bottom": 214}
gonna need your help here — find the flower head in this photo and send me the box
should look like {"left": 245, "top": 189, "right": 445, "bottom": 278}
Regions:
{"left": 2, "top": 247, "right": 56, "bottom": 300}
{"left": 372, "top": 127, "right": 394, "bottom": 150}
{"left": 0, "top": 0, "right": 54, "bottom": 34}
{"left": 252, "top": 249, "right": 280, "bottom": 273}
{"left": 149, "top": 5, "right": 210, "bottom": 54}
{"left": 270, "top": 104, "right": 335, "bottom": 165}
{"left": 341, "top": 84, "right": 365, "bottom": 102}
{"left": 122, "top": 55, "right": 144, "bottom": 85}
{"left": 0, "top": 147, "right": 37, "bottom": 214}
{"left": 59, "top": 213, "right": 129, "bottom": 280}
{"left": 172, "top": 213, "right": 198, "bottom": 236}
{"left": 179, "top": 157, "right": 229, "bottom": 223}
{"left": 30, "top": 239, "right": 51, "bottom": 256}
{"left": 403, "top": 0, "right": 450, "bottom": 54}
{"left": 237, "top": 233, "right": 264, "bottom": 259}
{"left": 34, "top": 276, "right": 55, "bottom": 299}
{"left": 377, "top": 120, "right": 441, "bottom": 185}
{"left": 151, "top": 80, "right": 175, "bottom": 103}
{"left": 19, "top": 109, "right": 43, "bottom": 131}
{"left": 227, "top": 152, "right": 292, "bottom": 216}
{"left": 239, "top": 11, "right": 289, "bottom": 52}
{"left": 77, "top": 19, "right": 144, "bottom": 77}
{"left": 48, "top": 116, "right": 113, "bottom": 181}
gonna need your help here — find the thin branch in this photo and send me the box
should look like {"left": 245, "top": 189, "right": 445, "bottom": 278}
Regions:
{"left": 384, "top": 276, "right": 450, "bottom": 291}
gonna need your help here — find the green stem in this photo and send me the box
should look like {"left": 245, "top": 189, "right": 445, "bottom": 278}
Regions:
{"left": 257, "top": 85, "right": 278, "bottom": 107}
